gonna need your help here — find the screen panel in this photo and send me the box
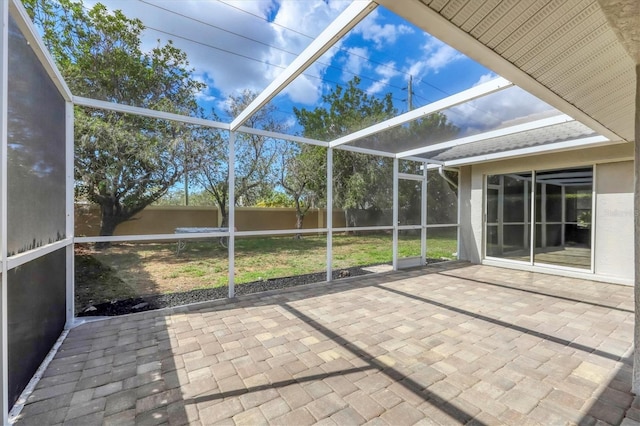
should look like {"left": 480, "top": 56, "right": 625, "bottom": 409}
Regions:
{"left": 8, "top": 249, "right": 67, "bottom": 407}
{"left": 7, "top": 15, "right": 66, "bottom": 255}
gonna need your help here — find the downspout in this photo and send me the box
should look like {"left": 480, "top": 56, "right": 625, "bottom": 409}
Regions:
{"left": 439, "top": 165, "right": 458, "bottom": 189}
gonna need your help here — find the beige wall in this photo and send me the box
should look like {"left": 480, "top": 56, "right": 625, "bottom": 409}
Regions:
{"left": 75, "top": 205, "right": 347, "bottom": 237}
{"left": 594, "top": 161, "right": 634, "bottom": 280}
{"left": 458, "top": 166, "right": 481, "bottom": 263}
{"left": 461, "top": 143, "right": 634, "bottom": 284}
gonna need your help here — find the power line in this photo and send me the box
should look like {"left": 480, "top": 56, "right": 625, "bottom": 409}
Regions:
{"left": 215, "top": 0, "right": 414, "bottom": 83}
{"left": 137, "top": 0, "right": 407, "bottom": 94}
{"left": 142, "top": 25, "right": 406, "bottom": 106}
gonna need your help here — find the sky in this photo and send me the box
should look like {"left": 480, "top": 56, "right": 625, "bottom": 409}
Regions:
{"left": 85, "top": 0, "right": 557, "bottom": 138}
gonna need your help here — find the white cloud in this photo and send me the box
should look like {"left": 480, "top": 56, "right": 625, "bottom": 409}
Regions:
{"left": 366, "top": 61, "right": 400, "bottom": 95}
{"left": 447, "top": 75, "right": 557, "bottom": 134}
{"left": 341, "top": 46, "right": 371, "bottom": 81}
{"left": 95, "top": 0, "right": 351, "bottom": 109}
{"left": 284, "top": 75, "right": 324, "bottom": 104}
{"left": 474, "top": 72, "right": 499, "bottom": 85}
{"left": 194, "top": 74, "right": 218, "bottom": 103}
{"left": 353, "top": 9, "right": 413, "bottom": 49}
{"left": 404, "top": 35, "right": 464, "bottom": 79}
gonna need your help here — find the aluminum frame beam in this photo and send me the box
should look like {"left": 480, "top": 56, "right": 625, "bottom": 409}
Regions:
{"left": 230, "top": 1, "right": 376, "bottom": 131}
{"left": 73, "top": 96, "right": 328, "bottom": 147}
{"left": 74, "top": 96, "right": 229, "bottom": 130}
{"left": 397, "top": 114, "right": 575, "bottom": 159}
{"left": 329, "top": 77, "right": 513, "bottom": 148}
{"left": 443, "top": 135, "right": 611, "bottom": 166}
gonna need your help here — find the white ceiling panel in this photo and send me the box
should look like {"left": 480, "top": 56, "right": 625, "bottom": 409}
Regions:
{"left": 379, "top": 0, "right": 636, "bottom": 142}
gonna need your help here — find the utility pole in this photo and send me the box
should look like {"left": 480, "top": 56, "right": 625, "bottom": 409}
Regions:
{"left": 407, "top": 75, "right": 413, "bottom": 111}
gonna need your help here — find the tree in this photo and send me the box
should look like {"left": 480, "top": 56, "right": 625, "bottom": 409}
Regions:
{"left": 294, "top": 77, "right": 460, "bottom": 227}
{"left": 24, "top": 0, "right": 205, "bottom": 237}
{"left": 194, "top": 90, "right": 286, "bottom": 226}
{"left": 255, "top": 191, "right": 295, "bottom": 208}
{"left": 294, "top": 77, "right": 396, "bottom": 226}
{"left": 279, "top": 143, "right": 326, "bottom": 235}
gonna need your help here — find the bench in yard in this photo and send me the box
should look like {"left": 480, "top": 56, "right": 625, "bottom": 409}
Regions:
{"left": 175, "top": 227, "right": 230, "bottom": 254}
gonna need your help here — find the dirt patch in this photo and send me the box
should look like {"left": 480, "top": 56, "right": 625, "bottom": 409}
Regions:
{"left": 75, "top": 245, "right": 138, "bottom": 313}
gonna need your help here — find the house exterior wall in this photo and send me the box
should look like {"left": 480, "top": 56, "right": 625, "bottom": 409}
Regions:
{"left": 594, "top": 161, "right": 634, "bottom": 280}
{"left": 458, "top": 143, "right": 634, "bottom": 284}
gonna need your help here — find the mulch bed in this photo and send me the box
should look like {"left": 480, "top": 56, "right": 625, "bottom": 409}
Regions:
{"left": 77, "top": 266, "right": 372, "bottom": 317}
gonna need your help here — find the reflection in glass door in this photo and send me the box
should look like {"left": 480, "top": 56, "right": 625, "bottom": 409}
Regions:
{"left": 534, "top": 168, "right": 592, "bottom": 269}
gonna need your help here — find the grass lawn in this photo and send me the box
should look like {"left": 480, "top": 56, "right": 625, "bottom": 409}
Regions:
{"left": 75, "top": 232, "right": 457, "bottom": 310}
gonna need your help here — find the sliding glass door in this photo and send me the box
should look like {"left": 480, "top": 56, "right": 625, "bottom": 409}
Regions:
{"left": 534, "top": 168, "right": 593, "bottom": 269}
{"left": 486, "top": 173, "right": 531, "bottom": 261}
{"left": 485, "top": 167, "right": 592, "bottom": 270}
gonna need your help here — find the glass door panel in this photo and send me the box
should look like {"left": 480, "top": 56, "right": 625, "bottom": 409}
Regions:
{"left": 397, "top": 177, "right": 424, "bottom": 267}
{"left": 534, "top": 167, "right": 592, "bottom": 270}
{"left": 485, "top": 173, "right": 531, "bottom": 262}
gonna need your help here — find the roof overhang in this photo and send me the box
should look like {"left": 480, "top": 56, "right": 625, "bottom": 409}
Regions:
{"left": 376, "top": 0, "right": 635, "bottom": 145}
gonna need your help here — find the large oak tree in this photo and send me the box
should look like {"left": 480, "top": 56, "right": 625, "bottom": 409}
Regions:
{"left": 25, "top": 0, "right": 205, "bottom": 237}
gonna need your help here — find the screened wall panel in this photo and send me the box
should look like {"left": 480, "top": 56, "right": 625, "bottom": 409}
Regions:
{"left": 427, "top": 169, "right": 458, "bottom": 225}
{"left": 74, "top": 108, "right": 225, "bottom": 237}
{"left": 332, "top": 151, "right": 392, "bottom": 228}
{"left": 7, "top": 15, "right": 66, "bottom": 255}
{"left": 75, "top": 241, "right": 228, "bottom": 314}
{"left": 7, "top": 249, "right": 67, "bottom": 407}
{"left": 332, "top": 231, "right": 392, "bottom": 276}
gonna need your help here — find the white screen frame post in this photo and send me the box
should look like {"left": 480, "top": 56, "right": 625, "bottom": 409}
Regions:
{"left": 326, "top": 148, "right": 333, "bottom": 282}
{"left": 228, "top": 131, "right": 236, "bottom": 298}
{"left": 0, "top": 0, "right": 8, "bottom": 422}
{"left": 392, "top": 158, "right": 398, "bottom": 270}
{"left": 65, "top": 101, "right": 74, "bottom": 327}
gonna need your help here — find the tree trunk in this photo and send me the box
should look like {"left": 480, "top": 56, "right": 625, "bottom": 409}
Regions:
{"left": 96, "top": 211, "right": 120, "bottom": 249}
{"left": 294, "top": 211, "right": 304, "bottom": 239}
{"left": 220, "top": 207, "right": 229, "bottom": 227}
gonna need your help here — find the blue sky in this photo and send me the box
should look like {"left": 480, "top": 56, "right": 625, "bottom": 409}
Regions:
{"left": 89, "top": 0, "right": 556, "bottom": 136}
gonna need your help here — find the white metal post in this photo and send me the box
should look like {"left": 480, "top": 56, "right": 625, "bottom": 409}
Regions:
{"left": 228, "top": 131, "right": 235, "bottom": 298}
{"left": 65, "top": 101, "right": 74, "bottom": 327}
{"left": 497, "top": 176, "right": 504, "bottom": 255}
{"left": 392, "top": 158, "right": 398, "bottom": 270}
{"left": 0, "top": 0, "right": 8, "bottom": 421}
{"left": 561, "top": 185, "right": 566, "bottom": 247}
{"left": 590, "top": 165, "right": 596, "bottom": 273}
{"left": 421, "top": 164, "right": 427, "bottom": 265}
{"left": 632, "top": 64, "right": 640, "bottom": 394}
{"left": 530, "top": 171, "right": 536, "bottom": 265}
{"left": 456, "top": 169, "right": 461, "bottom": 260}
{"left": 524, "top": 180, "right": 529, "bottom": 250}
{"left": 541, "top": 183, "right": 547, "bottom": 248}
{"left": 326, "top": 148, "right": 333, "bottom": 282}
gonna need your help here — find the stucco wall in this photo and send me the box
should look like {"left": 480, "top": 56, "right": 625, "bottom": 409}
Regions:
{"left": 460, "top": 143, "right": 634, "bottom": 284}
{"left": 458, "top": 166, "right": 481, "bottom": 263}
{"left": 594, "top": 161, "right": 634, "bottom": 280}
{"left": 75, "top": 205, "right": 347, "bottom": 237}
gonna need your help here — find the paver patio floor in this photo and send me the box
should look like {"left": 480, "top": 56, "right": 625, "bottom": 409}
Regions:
{"left": 14, "top": 262, "right": 637, "bottom": 425}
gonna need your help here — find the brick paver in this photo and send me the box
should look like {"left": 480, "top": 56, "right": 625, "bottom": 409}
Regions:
{"left": 13, "top": 263, "right": 636, "bottom": 425}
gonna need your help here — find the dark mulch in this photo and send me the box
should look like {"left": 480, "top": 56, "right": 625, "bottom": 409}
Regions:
{"left": 77, "top": 266, "right": 373, "bottom": 317}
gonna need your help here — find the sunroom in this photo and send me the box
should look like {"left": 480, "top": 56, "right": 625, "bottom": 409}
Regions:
{"left": 1, "top": 0, "right": 638, "bottom": 423}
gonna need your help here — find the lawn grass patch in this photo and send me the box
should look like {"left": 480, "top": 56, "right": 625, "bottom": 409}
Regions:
{"left": 75, "top": 232, "right": 457, "bottom": 310}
